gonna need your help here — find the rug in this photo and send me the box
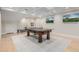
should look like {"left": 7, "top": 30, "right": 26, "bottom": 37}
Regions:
{"left": 12, "top": 34, "right": 69, "bottom": 52}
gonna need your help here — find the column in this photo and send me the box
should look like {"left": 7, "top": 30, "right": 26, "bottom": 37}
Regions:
{"left": 54, "top": 14, "right": 63, "bottom": 32}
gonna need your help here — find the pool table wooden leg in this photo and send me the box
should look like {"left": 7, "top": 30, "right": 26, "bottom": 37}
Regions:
{"left": 27, "top": 31, "right": 30, "bottom": 36}
{"left": 38, "top": 33, "right": 42, "bottom": 43}
{"left": 47, "top": 31, "right": 50, "bottom": 40}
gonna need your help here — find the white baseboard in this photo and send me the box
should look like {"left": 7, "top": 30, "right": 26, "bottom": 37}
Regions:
{"left": 53, "top": 31, "right": 79, "bottom": 39}
{"left": 1, "top": 32, "right": 16, "bottom": 35}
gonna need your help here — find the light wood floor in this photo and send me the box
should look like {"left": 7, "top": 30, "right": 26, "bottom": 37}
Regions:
{"left": 0, "top": 32, "right": 27, "bottom": 52}
{"left": 65, "top": 38, "right": 79, "bottom": 52}
{"left": 0, "top": 33, "right": 16, "bottom": 52}
{"left": 0, "top": 32, "right": 79, "bottom": 52}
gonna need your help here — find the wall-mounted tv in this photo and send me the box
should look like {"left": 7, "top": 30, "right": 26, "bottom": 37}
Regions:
{"left": 63, "top": 13, "right": 79, "bottom": 22}
{"left": 46, "top": 16, "right": 54, "bottom": 23}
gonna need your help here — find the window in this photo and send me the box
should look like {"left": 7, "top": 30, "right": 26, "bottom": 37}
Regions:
{"left": 63, "top": 13, "right": 79, "bottom": 22}
{"left": 46, "top": 16, "right": 54, "bottom": 23}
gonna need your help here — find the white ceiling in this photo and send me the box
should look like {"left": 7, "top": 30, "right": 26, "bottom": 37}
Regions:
{"left": 1, "top": 7, "right": 79, "bottom": 17}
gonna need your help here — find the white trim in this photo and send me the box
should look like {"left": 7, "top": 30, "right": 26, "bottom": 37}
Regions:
{"left": 1, "top": 32, "right": 16, "bottom": 35}
{"left": 53, "top": 31, "right": 79, "bottom": 39}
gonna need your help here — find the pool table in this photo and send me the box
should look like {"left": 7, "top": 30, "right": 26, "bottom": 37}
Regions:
{"left": 26, "top": 28, "right": 52, "bottom": 43}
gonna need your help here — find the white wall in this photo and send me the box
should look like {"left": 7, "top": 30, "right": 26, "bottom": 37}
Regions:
{"left": 1, "top": 10, "right": 79, "bottom": 36}
{"left": 61, "top": 23, "right": 79, "bottom": 36}
{"left": 54, "top": 14, "right": 79, "bottom": 36}
{"left": 61, "top": 12, "right": 79, "bottom": 36}
{"left": 1, "top": 10, "right": 26, "bottom": 34}
{"left": 0, "top": 10, "right": 1, "bottom": 38}
{"left": 54, "top": 14, "right": 63, "bottom": 30}
{"left": 34, "top": 17, "right": 54, "bottom": 29}
{"left": 1, "top": 9, "right": 54, "bottom": 34}
{"left": 35, "top": 14, "right": 79, "bottom": 36}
